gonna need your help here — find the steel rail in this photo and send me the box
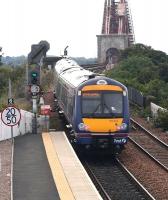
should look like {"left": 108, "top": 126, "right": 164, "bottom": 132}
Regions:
{"left": 130, "top": 118, "right": 168, "bottom": 148}
{"left": 82, "top": 156, "right": 154, "bottom": 200}
{"left": 116, "top": 158, "right": 156, "bottom": 200}
{"left": 128, "top": 137, "right": 168, "bottom": 172}
{"left": 83, "top": 160, "right": 111, "bottom": 200}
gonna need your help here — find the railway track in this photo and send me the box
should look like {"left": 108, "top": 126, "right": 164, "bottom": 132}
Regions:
{"left": 80, "top": 155, "right": 155, "bottom": 200}
{"left": 130, "top": 118, "right": 168, "bottom": 171}
{"left": 46, "top": 92, "right": 167, "bottom": 199}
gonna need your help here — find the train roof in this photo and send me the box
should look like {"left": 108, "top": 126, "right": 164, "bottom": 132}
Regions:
{"left": 55, "top": 58, "right": 95, "bottom": 87}
{"left": 55, "top": 58, "right": 127, "bottom": 90}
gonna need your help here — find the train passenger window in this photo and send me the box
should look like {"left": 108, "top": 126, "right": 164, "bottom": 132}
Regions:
{"left": 61, "top": 86, "right": 68, "bottom": 114}
{"left": 67, "top": 95, "right": 74, "bottom": 116}
{"left": 56, "top": 81, "right": 61, "bottom": 97}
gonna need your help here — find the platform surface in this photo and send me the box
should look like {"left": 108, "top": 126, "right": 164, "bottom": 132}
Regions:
{"left": 13, "top": 134, "right": 60, "bottom": 200}
{"left": 42, "top": 132, "right": 102, "bottom": 200}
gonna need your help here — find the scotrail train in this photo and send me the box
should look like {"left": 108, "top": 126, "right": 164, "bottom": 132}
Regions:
{"left": 54, "top": 58, "right": 129, "bottom": 153}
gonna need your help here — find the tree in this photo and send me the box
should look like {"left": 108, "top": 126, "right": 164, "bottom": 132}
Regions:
{"left": 120, "top": 43, "right": 152, "bottom": 60}
{"left": 106, "top": 55, "right": 154, "bottom": 86}
{"left": 154, "top": 110, "right": 168, "bottom": 131}
{"left": 121, "top": 43, "right": 168, "bottom": 65}
{"left": 159, "top": 63, "right": 168, "bottom": 82}
{"left": 106, "top": 43, "right": 168, "bottom": 107}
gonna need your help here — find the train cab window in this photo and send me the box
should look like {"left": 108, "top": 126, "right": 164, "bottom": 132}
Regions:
{"left": 82, "top": 91, "right": 123, "bottom": 118}
{"left": 103, "top": 92, "right": 123, "bottom": 115}
{"left": 82, "top": 93, "right": 101, "bottom": 115}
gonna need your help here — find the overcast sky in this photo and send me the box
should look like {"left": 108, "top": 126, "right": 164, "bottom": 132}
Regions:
{"left": 1, "top": 0, "right": 168, "bottom": 57}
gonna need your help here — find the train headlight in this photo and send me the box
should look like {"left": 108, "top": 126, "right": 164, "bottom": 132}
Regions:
{"left": 117, "top": 123, "right": 127, "bottom": 131}
{"left": 78, "top": 123, "right": 89, "bottom": 131}
{"left": 96, "top": 79, "right": 107, "bottom": 85}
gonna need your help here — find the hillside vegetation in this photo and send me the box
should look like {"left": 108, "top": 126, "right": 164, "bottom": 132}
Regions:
{"left": 106, "top": 43, "right": 168, "bottom": 108}
{"left": 0, "top": 64, "right": 26, "bottom": 110}
{"left": 2, "top": 55, "right": 26, "bottom": 66}
{"left": 0, "top": 56, "right": 97, "bottom": 111}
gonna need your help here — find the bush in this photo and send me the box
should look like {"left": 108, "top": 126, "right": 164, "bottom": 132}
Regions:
{"left": 41, "top": 69, "right": 54, "bottom": 91}
{"left": 154, "top": 110, "right": 168, "bottom": 131}
{"left": 138, "top": 106, "right": 151, "bottom": 118}
{"left": 0, "top": 65, "right": 27, "bottom": 109}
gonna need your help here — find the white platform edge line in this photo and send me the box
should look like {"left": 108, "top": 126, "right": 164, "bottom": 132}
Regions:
{"left": 50, "top": 131, "right": 103, "bottom": 200}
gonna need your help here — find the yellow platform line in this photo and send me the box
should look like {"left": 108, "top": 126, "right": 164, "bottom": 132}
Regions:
{"left": 42, "top": 132, "right": 75, "bottom": 200}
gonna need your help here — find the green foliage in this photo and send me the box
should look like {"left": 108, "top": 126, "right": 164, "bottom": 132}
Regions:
{"left": 154, "top": 110, "right": 168, "bottom": 131}
{"left": 139, "top": 107, "right": 151, "bottom": 118}
{"left": 121, "top": 44, "right": 152, "bottom": 60}
{"left": 148, "top": 49, "right": 168, "bottom": 65}
{"left": 121, "top": 43, "right": 168, "bottom": 65}
{"left": 106, "top": 55, "right": 154, "bottom": 91}
{"left": 0, "top": 94, "right": 7, "bottom": 110}
{"left": 0, "top": 66, "right": 13, "bottom": 93}
{"left": 159, "top": 63, "right": 168, "bottom": 82}
{"left": 0, "top": 64, "right": 26, "bottom": 109}
{"left": 144, "top": 79, "right": 164, "bottom": 96}
{"left": 41, "top": 69, "right": 54, "bottom": 91}
{"left": 2, "top": 56, "right": 26, "bottom": 66}
{"left": 106, "top": 43, "right": 168, "bottom": 131}
{"left": 106, "top": 43, "right": 168, "bottom": 108}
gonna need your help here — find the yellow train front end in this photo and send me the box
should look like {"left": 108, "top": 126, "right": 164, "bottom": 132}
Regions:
{"left": 73, "top": 77, "right": 129, "bottom": 153}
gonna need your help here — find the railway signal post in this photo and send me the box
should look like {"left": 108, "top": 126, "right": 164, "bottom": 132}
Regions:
{"left": 29, "top": 72, "right": 39, "bottom": 134}
{"left": 30, "top": 85, "right": 40, "bottom": 134}
{"left": 27, "top": 41, "right": 50, "bottom": 134}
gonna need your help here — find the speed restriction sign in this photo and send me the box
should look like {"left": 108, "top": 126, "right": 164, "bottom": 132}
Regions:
{"left": 1, "top": 106, "right": 21, "bottom": 126}
{"left": 30, "top": 85, "right": 40, "bottom": 93}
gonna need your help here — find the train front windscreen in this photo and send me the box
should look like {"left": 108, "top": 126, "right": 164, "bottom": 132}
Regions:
{"left": 82, "top": 91, "right": 123, "bottom": 118}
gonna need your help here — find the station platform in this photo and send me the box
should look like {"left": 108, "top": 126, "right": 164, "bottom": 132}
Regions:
{"left": 13, "top": 132, "right": 102, "bottom": 200}
{"left": 13, "top": 133, "right": 60, "bottom": 200}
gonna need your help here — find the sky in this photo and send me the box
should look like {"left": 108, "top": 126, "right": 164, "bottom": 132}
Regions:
{"left": 1, "top": 0, "right": 168, "bottom": 58}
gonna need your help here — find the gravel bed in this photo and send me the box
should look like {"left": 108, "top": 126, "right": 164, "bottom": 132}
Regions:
{"left": 119, "top": 142, "right": 168, "bottom": 200}
{"left": 131, "top": 115, "right": 168, "bottom": 145}
{"left": 0, "top": 139, "right": 12, "bottom": 200}
{"left": 129, "top": 128, "right": 168, "bottom": 168}
{"left": 83, "top": 156, "right": 152, "bottom": 200}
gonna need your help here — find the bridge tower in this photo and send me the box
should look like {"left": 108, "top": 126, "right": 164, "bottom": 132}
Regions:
{"left": 97, "top": 0, "right": 135, "bottom": 65}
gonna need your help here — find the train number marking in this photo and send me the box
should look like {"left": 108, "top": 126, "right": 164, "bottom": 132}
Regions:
{"left": 114, "top": 138, "right": 127, "bottom": 144}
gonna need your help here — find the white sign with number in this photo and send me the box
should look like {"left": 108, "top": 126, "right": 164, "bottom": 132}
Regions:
{"left": 30, "top": 85, "right": 40, "bottom": 93}
{"left": 1, "top": 106, "right": 21, "bottom": 126}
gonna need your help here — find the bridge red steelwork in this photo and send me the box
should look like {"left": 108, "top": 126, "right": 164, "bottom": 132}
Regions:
{"left": 101, "top": 0, "right": 135, "bottom": 46}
